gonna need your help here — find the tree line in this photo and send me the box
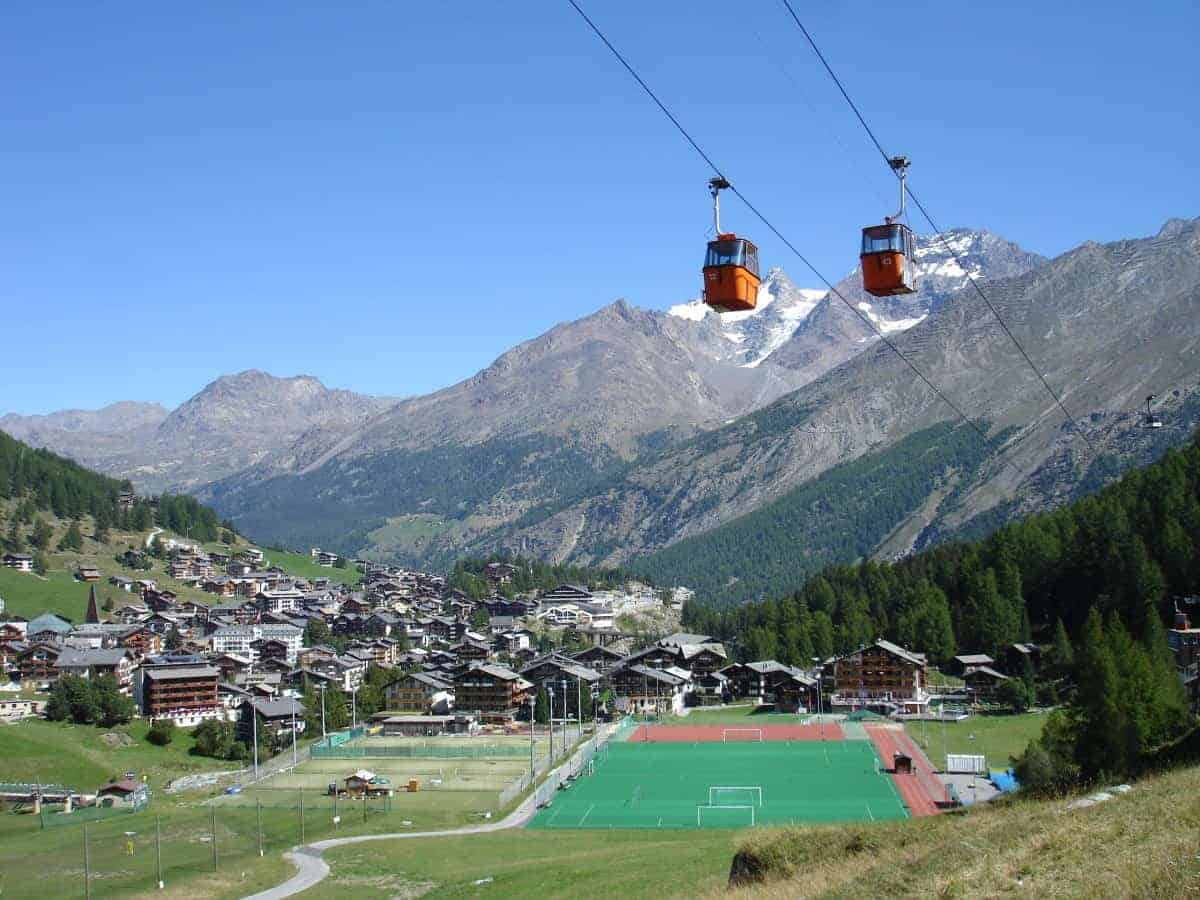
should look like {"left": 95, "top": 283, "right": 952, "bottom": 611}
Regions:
{"left": 448, "top": 556, "right": 637, "bottom": 600}
{"left": 683, "top": 434, "right": 1200, "bottom": 668}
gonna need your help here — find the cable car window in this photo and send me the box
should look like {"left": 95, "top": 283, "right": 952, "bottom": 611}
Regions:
{"left": 861, "top": 227, "right": 904, "bottom": 255}
{"left": 705, "top": 240, "right": 746, "bottom": 268}
{"left": 744, "top": 244, "right": 759, "bottom": 277}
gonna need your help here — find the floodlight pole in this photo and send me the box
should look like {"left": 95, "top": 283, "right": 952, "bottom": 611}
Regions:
{"left": 155, "top": 815, "right": 163, "bottom": 889}
{"left": 320, "top": 683, "right": 327, "bottom": 738}
{"left": 252, "top": 709, "right": 260, "bottom": 780}
{"left": 291, "top": 702, "right": 298, "bottom": 767}
{"left": 547, "top": 685, "right": 555, "bottom": 761}
{"left": 559, "top": 678, "right": 568, "bottom": 750}
{"left": 528, "top": 694, "right": 536, "bottom": 782}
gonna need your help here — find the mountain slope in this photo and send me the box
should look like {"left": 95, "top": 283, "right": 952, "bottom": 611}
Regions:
{"left": 762, "top": 228, "right": 1044, "bottom": 385}
{"left": 1, "top": 372, "right": 395, "bottom": 493}
{"left": 479, "top": 218, "right": 1200, "bottom": 581}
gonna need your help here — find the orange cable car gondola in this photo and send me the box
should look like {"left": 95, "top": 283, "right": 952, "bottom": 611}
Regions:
{"left": 703, "top": 177, "right": 760, "bottom": 313}
{"left": 861, "top": 156, "right": 917, "bottom": 298}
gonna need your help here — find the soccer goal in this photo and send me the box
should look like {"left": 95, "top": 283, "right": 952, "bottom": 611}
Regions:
{"left": 697, "top": 804, "right": 756, "bottom": 827}
{"left": 709, "top": 786, "right": 763, "bottom": 807}
{"left": 722, "top": 728, "right": 763, "bottom": 743}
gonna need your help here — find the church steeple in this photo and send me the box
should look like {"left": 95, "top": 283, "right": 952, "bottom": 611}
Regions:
{"left": 85, "top": 585, "right": 101, "bottom": 624}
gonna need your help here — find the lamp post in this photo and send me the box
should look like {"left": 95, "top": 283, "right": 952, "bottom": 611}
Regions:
{"left": 559, "top": 678, "right": 568, "bottom": 749}
{"left": 319, "top": 683, "right": 327, "bottom": 739}
{"left": 528, "top": 694, "right": 536, "bottom": 782}
{"left": 547, "top": 685, "right": 555, "bottom": 761}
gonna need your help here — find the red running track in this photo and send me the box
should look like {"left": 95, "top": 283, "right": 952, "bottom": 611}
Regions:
{"left": 627, "top": 722, "right": 845, "bottom": 743}
{"left": 864, "top": 724, "right": 948, "bottom": 818}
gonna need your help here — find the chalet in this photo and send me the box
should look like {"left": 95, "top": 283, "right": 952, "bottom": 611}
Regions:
{"left": 609, "top": 664, "right": 689, "bottom": 715}
{"left": 137, "top": 663, "right": 221, "bottom": 725}
{"left": 0, "top": 622, "right": 27, "bottom": 645}
{"left": 541, "top": 584, "right": 593, "bottom": 603}
{"left": 451, "top": 636, "right": 492, "bottom": 664}
{"left": 453, "top": 664, "right": 532, "bottom": 722}
{"left": 493, "top": 629, "right": 533, "bottom": 654}
{"left": 315, "top": 550, "right": 340, "bottom": 568}
{"left": 963, "top": 665, "right": 1010, "bottom": 700}
{"left": 721, "top": 660, "right": 787, "bottom": 702}
{"left": 54, "top": 648, "right": 133, "bottom": 692}
{"left": 239, "top": 547, "right": 266, "bottom": 565}
{"left": 950, "top": 654, "right": 995, "bottom": 677}
{"left": 570, "top": 644, "right": 625, "bottom": 674}
{"left": 27, "top": 612, "right": 73, "bottom": 642}
{"left": 690, "top": 670, "right": 729, "bottom": 705}
{"left": 622, "top": 634, "right": 728, "bottom": 678}
{"left": 108, "top": 575, "right": 137, "bottom": 592}
{"left": 1002, "top": 643, "right": 1042, "bottom": 674}
{"left": 483, "top": 562, "right": 518, "bottom": 584}
{"left": 16, "top": 643, "right": 65, "bottom": 681}
{"left": 202, "top": 577, "right": 238, "bottom": 598}
{"left": 482, "top": 595, "right": 532, "bottom": 617}
{"left": 831, "top": 639, "right": 929, "bottom": 715}
{"left": 96, "top": 779, "right": 147, "bottom": 808}
{"left": 772, "top": 670, "right": 820, "bottom": 713}
{"left": 237, "top": 697, "right": 305, "bottom": 744}
{"left": 119, "top": 626, "right": 163, "bottom": 657}
{"left": 2, "top": 553, "right": 33, "bottom": 572}
{"left": 520, "top": 654, "right": 602, "bottom": 718}
{"left": 76, "top": 565, "right": 101, "bottom": 582}
{"left": 385, "top": 671, "right": 454, "bottom": 711}
{"left": 341, "top": 769, "right": 390, "bottom": 797}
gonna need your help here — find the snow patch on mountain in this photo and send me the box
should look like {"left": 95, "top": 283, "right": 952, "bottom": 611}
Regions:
{"left": 667, "top": 269, "right": 826, "bottom": 367}
{"left": 856, "top": 302, "right": 928, "bottom": 335}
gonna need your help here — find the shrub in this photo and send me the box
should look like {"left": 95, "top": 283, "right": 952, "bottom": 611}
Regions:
{"left": 147, "top": 719, "right": 176, "bottom": 746}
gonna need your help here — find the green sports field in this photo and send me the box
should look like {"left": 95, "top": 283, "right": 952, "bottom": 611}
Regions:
{"left": 529, "top": 740, "right": 907, "bottom": 829}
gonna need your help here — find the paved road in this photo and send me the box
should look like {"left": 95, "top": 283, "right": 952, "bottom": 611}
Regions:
{"left": 241, "top": 793, "right": 540, "bottom": 900}
{"left": 145, "top": 526, "right": 163, "bottom": 548}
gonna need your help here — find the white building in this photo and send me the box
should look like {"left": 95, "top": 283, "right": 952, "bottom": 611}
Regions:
{"left": 211, "top": 624, "right": 302, "bottom": 664}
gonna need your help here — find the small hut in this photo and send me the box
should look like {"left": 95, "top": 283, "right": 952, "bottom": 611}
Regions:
{"left": 892, "top": 752, "right": 914, "bottom": 775}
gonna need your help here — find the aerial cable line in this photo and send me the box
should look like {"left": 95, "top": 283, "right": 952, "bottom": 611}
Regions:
{"left": 565, "top": 0, "right": 1032, "bottom": 483}
{"left": 778, "top": 0, "right": 1100, "bottom": 464}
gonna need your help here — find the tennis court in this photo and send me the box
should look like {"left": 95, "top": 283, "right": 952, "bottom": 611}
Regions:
{"left": 528, "top": 740, "right": 907, "bottom": 829}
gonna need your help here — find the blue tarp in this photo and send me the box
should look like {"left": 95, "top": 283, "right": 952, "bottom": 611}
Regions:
{"left": 990, "top": 768, "right": 1019, "bottom": 793}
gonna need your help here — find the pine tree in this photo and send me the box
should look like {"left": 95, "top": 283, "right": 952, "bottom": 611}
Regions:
{"left": 29, "top": 516, "right": 53, "bottom": 550}
{"left": 1072, "top": 608, "right": 1127, "bottom": 780}
{"left": 1050, "top": 618, "right": 1074, "bottom": 678}
{"left": 58, "top": 519, "right": 83, "bottom": 551}
{"left": 534, "top": 686, "right": 550, "bottom": 724}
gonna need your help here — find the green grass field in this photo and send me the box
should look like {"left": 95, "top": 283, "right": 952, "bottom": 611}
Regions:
{"left": 307, "top": 829, "right": 741, "bottom": 900}
{"left": 903, "top": 711, "right": 1048, "bottom": 770}
{"left": 531, "top": 740, "right": 905, "bottom": 829}
{"left": 0, "top": 718, "right": 232, "bottom": 794}
{"left": 260, "top": 548, "right": 361, "bottom": 585}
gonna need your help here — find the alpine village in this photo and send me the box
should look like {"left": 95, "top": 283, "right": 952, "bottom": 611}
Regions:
{"left": 2, "top": 3, "right": 1199, "bottom": 899}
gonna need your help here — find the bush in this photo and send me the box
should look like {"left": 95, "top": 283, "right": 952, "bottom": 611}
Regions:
{"left": 147, "top": 719, "right": 176, "bottom": 746}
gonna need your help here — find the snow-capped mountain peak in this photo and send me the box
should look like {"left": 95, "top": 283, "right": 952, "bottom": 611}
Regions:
{"left": 667, "top": 268, "right": 826, "bottom": 366}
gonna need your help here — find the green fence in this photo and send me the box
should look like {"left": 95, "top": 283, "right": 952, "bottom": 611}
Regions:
{"left": 311, "top": 741, "right": 530, "bottom": 759}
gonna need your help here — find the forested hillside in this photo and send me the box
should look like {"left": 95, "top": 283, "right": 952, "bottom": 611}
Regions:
{"left": 1, "top": 429, "right": 229, "bottom": 556}
{"left": 630, "top": 422, "right": 1009, "bottom": 605}
{"left": 683, "top": 432, "right": 1200, "bottom": 667}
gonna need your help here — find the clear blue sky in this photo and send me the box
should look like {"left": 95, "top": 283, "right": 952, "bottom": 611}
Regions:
{"left": 3, "top": 1, "right": 1197, "bottom": 415}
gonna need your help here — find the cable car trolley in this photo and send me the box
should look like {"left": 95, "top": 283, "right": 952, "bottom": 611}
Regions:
{"left": 861, "top": 156, "right": 917, "bottom": 297}
{"left": 702, "top": 177, "right": 760, "bottom": 313}
{"left": 1144, "top": 395, "right": 1164, "bottom": 429}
